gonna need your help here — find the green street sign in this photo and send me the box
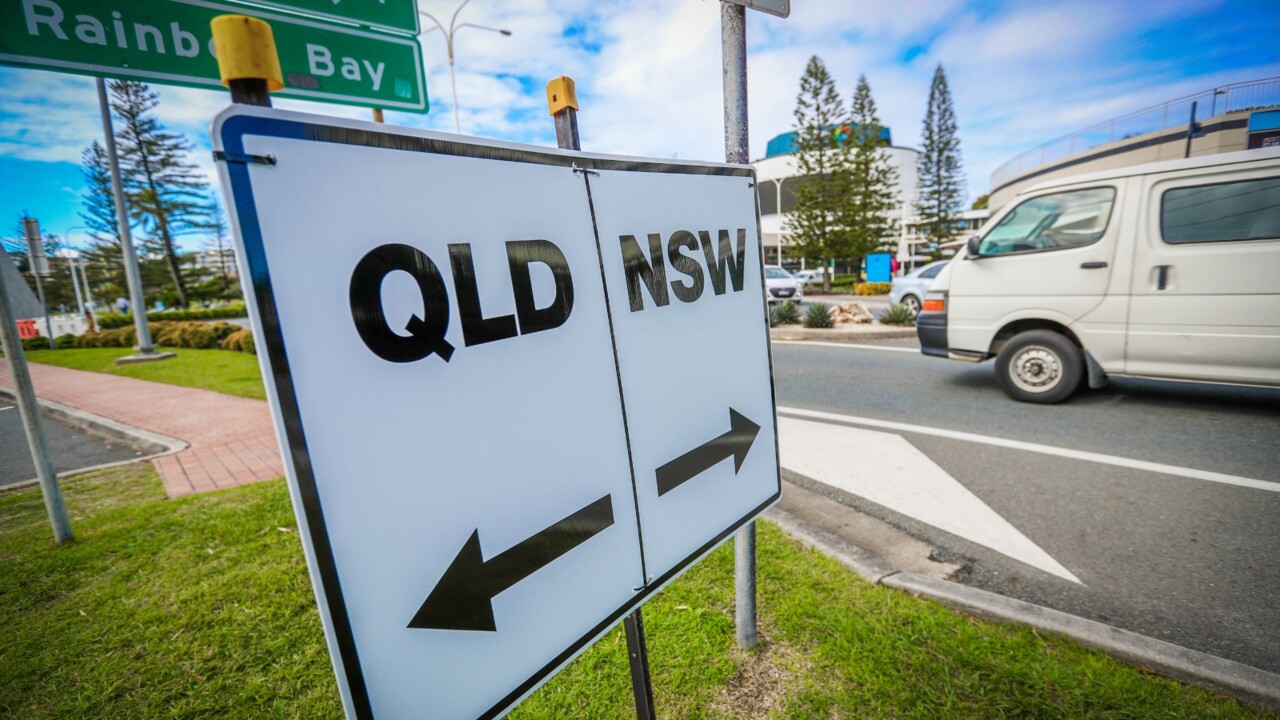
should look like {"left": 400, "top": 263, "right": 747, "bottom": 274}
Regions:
{"left": 0, "top": 0, "right": 427, "bottom": 112}
{"left": 222, "top": 0, "right": 419, "bottom": 35}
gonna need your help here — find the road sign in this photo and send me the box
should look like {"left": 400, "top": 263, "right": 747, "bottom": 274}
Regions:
{"left": 0, "top": 0, "right": 426, "bottom": 112}
{"left": 22, "top": 217, "right": 50, "bottom": 275}
{"left": 214, "top": 105, "right": 780, "bottom": 720}
{"left": 221, "top": 0, "right": 419, "bottom": 35}
{"left": 724, "top": 0, "right": 790, "bottom": 18}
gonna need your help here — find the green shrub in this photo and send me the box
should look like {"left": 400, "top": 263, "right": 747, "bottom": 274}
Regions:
{"left": 221, "top": 328, "right": 256, "bottom": 355}
{"left": 94, "top": 313, "right": 130, "bottom": 329}
{"left": 769, "top": 301, "right": 800, "bottom": 326}
{"left": 22, "top": 336, "right": 51, "bottom": 351}
{"left": 802, "top": 303, "right": 833, "bottom": 329}
{"left": 95, "top": 304, "right": 248, "bottom": 329}
{"left": 854, "top": 282, "right": 892, "bottom": 296}
{"left": 151, "top": 321, "right": 240, "bottom": 349}
{"left": 75, "top": 326, "right": 136, "bottom": 348}
{"left": 74, "top": 321, "right": 241, "bottom": 351}
{"left": 881, "top": 303, "right": 916, "bottom": 326}
{"left": 53, "top": 333, "right": 77, "bottom": 349}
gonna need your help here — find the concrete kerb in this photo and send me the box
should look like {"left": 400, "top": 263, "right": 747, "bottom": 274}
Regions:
{"left": 0, "top": 387, "right": 187, "bottom": 488}
{"left": 765, "top": 504, "right": 1280, "bottom": 711}
{"left": 769, "top": 325, "right": 917, "bottom": 342}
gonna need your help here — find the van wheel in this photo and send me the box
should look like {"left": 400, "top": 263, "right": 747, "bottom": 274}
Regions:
{"left": 994, "top": 330, "right": 1083, "bottom": 404}
{"left": 902, "top": 294, "right": 921, "bottom": 316}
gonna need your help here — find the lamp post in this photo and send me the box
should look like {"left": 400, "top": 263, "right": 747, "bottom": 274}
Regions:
{"left": 59, "top": 227, "right": 100, "bottom": 321}
{"left": 418, "top": 0, "right": 512, "bottom": 135}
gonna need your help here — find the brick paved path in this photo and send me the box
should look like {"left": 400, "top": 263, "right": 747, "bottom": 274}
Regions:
{"left": 0, "top": 359, "right": 282, "bottom": 497}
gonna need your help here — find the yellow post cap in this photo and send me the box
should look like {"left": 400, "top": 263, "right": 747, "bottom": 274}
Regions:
{"left": 211, "top": 15, "right": 284, "bottom": 91}
{"left": 546, "top": 76, "right": 579, "bottom": 116}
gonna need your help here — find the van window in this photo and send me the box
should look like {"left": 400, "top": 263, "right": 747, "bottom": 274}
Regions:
{"left": 1161, "top": 176, "right": 1280, "bottom": 244}
{"left": 978, "top": 187, "right": 1115, "bottom": 257}
{"left": 919, "top": 263, "right": 945, "bottom": 279}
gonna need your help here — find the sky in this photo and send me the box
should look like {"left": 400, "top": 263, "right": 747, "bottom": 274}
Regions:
{"left": 2, "top": 0, "right": 1278, "bottom": 252}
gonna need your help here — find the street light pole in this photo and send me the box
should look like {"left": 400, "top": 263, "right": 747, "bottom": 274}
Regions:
{"left": 59, "top": 227, "right": 101, "bottom": 325}
{"left": 418, "top": 1, "right": 512, "bottom": 135}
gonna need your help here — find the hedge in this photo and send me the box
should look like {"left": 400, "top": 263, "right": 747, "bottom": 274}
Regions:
{"left": 96, "top": 304, "right": 248, "bottom": 329}
{"left": 73, "top": 321, "right": 251, "bottom": 352}
{"left": 854, "top": 282, "right": 892, "bottom": 296}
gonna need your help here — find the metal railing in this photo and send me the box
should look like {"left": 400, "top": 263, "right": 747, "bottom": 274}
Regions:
{"left": 991, "top": 77, "right": 1280, "bottom": 189}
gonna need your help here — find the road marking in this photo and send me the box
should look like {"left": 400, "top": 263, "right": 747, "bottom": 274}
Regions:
{"left": 778, "top": 406, "right": 1279, "bottom": 493}
{"left": 779, "top": 417, "right": 1082, "bottom": 583}
{"left": 772, "top": 340, "right": 918, "bottom": 353}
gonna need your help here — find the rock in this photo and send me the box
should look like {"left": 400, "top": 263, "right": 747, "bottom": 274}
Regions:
{"left": 830, "top": 301, "right": 874, "bottom": 325}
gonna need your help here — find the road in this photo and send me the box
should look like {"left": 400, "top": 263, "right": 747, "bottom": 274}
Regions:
{"left": 772, "top": 338, "right": 1280, "bottom": 673}
{"left": 0, "top": 400, "right": 141, "bottom": 488}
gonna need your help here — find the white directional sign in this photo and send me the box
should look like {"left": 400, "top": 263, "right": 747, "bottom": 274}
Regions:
{"left": 213, "top": 106, "right": 780, "bottom": 720}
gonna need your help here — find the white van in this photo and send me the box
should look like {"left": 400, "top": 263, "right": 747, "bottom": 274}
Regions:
{"left": 918, "top": 147, "right": 1280, "bottom": 403}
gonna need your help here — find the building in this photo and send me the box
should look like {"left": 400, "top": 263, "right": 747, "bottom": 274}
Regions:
{"left": 755, "top": 126, "right": 920, "bottom": 269}
{"left": 989, "top": 77, "right": 1280, "bottom": 210}
{"left": 189, "top": 247, "right": 237, "bottom": 277}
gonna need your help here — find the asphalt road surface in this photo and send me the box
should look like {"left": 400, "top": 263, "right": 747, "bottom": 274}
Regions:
{"left": 0, "top": 401, "right": 141, "bottom": 488}
{"left": 772, "top": 338, "right": 1280, "bottom": 673}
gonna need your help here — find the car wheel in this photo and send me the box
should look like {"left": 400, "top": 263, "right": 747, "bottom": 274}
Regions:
{"left": 994, "top": 330, "right": 1083, "bottom": 404}
{"left": 902, "top": 294, "right": 921, "bottom": 316}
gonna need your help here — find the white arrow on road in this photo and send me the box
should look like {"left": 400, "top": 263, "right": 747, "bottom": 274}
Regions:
{"left": 779, "top": 416, "right": 1082, "bottom": 584}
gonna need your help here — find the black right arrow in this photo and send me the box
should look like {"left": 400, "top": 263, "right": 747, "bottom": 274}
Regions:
{"left": 655, "top": 408, "right": 761, "bottom": 497}
{"left": 408, "top": 494, "right": 614, "bottom": 632}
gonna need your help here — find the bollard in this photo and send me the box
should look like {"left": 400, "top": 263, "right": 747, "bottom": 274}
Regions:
{"left": 546, "top": 76, "right": 581, "bottom": 151}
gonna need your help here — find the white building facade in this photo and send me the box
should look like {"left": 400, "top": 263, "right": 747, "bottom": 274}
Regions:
{"left": 754, "top": 129, "right": 920, "bottom": 270}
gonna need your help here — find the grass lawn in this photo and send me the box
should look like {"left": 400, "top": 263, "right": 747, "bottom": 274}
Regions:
{"left": 23, "top": 347, "right": 266, "bottom": 401}
{"left": 2, "top": 465, "right": 1268, "bottom": 719}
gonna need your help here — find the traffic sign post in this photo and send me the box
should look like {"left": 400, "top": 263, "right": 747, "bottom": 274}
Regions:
{"left": 214, "top": 105, "right": 780, "bottom": 719}
{"left": 0, "top": 0, "right": 427, "bottom": 112}
{"left": 546, "top": 74, "right": 656, "bottom": 720}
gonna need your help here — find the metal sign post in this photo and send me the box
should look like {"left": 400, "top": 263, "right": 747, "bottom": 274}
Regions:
{"left": 0, "top": 252, "right": 73, "bottom": 544}
{"left": 21, "top": 216, "right": 55, "bottom": 351}
{"left": 96, "top": 78, "right": 162, "bottom": 360}
{"left": 721, "top": 0, "right": 757, "bottom": 651}
{"left": 547, "top": 74, "right": 658, "bottom": 720}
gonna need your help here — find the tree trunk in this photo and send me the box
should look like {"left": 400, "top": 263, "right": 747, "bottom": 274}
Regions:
{"left": 157, "top": 216, "right": 187, "bottom": 307}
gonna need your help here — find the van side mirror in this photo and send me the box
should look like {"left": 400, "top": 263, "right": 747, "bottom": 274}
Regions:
{"left": 966, "top": 235, "right": 982, "bottom": 258}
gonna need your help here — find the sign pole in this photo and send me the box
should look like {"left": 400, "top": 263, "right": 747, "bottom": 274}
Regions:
{"left": 720, "top": 0, "right": 759, "bottom": 651}
{"left": 0, "top": 250, "right": 73, "bottom": 543}
{"left": 96, "top": 78, "right": 156, "bottom": 356}
{"left": 21, "top": 216, "right": 55, "bottom": 350}
{"left": 546, "top": 74, "right": 658, "bottom": 720}
{"left": 212, "top": 15, "right": 284, "bottom": 108}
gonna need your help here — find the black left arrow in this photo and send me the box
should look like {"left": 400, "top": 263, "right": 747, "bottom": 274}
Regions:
{"left": 655, "top": 408, "right": 761, "bottom": 497}
{"left": 408, "top": 494, "right": 614, "bottom": 632}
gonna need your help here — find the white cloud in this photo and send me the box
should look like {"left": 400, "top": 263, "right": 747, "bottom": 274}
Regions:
{"left": 3, "top": 0, "right": 1278, "bottom": 233}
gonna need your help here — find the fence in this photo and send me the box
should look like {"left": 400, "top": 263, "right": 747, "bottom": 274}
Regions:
{"left": 991, "top": 77, "right": 1280, "bottom": 189}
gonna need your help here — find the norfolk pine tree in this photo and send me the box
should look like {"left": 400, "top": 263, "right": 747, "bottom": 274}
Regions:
{"left": 843, "top": 75, "right": 899, "bottom": 277}
{"left": 110, "top": 80, "right": 213, "bottom": 307}
{"left": 78, "top": 141, "right": 130, "bottom": 301}
{"left": 785, "top": 55, "right": 854, "bottom": 291}
{"left": 915, "top": 64, "right": 966, "bottom": 258}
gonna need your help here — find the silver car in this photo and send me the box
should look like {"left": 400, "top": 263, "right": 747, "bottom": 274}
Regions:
{"left": 888, "top": 260, "right": 948, "bottom": 315}
{"left": 764, "top": 265, "right": 803, "bottom": 303}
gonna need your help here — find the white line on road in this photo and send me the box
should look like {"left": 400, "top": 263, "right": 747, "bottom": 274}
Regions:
{"left": 777, "top": 406, "right": 1279, "bottom": 493}
{"left": 773, "top": 340, "right": 918, "bottom": 353}
{"left": 780, "top": 417, "right": 1082, "bottom": 583}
